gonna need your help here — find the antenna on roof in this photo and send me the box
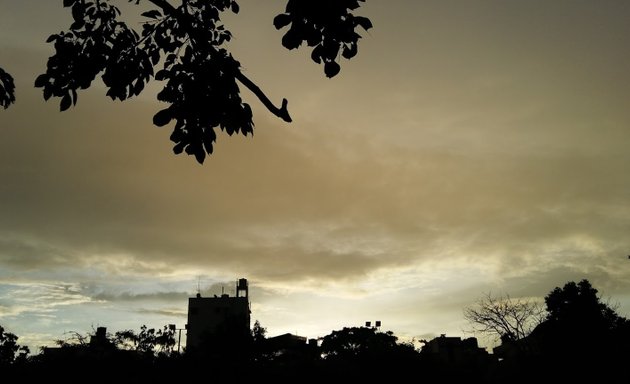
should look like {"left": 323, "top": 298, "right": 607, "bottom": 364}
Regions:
{"left": 196, "top": 276, "right": 201, "bottom": 298}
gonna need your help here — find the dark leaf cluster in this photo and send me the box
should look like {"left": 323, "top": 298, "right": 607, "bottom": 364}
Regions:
{"left": 3, "top": 0, "right": 371, "bottom": 163}
{"left": 36, "top": 0, "right": 245, "bottom": 163}
{"left": 0, "top": 68, "right": 16, "bottom": 109}
{"left": 151, "top": 0, "right": 251, "bottom": 163}
{"left": 34, "top": 0, "right": 151, "bottom": 111}
{"left": 274, "top": 0, "right": 372, "bottom": 78}
{"left": 320, "top": 326, "right": 399, "bottom": 360}
{"left": 114, "top": 324, "right": 177, "bottom": 356}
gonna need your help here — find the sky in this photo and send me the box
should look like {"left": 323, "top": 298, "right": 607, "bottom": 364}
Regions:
{"left": 1, "top": 0, "right": 630, "bottom": 352}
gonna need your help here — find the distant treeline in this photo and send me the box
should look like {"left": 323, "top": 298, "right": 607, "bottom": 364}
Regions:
{"left": 1, "top": 279, "right": 629, "bottom": 383}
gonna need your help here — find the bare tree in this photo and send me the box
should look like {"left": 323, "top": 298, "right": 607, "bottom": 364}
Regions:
{"left": 464, "top": 292, "right": 545, "bottom": 344}
{"left": 55, "top": 330, "right": 91, "bottom": 347}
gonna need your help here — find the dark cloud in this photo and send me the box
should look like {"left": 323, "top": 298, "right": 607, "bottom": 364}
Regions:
{"left": 0, "top": 235, "right": 73, "bottom": 270}
{"left": 1, "top": 0, "right": 630, "bottom": 351}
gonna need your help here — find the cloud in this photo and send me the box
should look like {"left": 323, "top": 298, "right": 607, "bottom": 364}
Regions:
{"left": 133, "top": 307, "right": 187, "bottom": 318}
{"left": 0, "top": 234, "right": 73, "bottom": 270}
{"left": 3, "top": 9, "right": 630, "bottom": 293}
{"left": 91, "top": 291, "right": 189, "bottom": 303}
{"left": 0, "top": 282, "right": 95, "bottom": 320}
{"left": 2, "top": 100, "right": 630, "bottom": 293}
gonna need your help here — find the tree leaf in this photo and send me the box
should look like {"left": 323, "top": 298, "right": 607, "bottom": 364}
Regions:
{"left": 71, "top": 20, "right": 85, "bottom": 30}
{"left": 311, "top": 45, "right": 323, "bottom": 64}
{"left": 43, "top": 87, "right": 52, "bottom": 101}
{"left": 273, "top": 13, "right": 292, "bottom": 30}
{"left": 134, "top": 80, "right": 145, "bottom": 95}
{"left": 342, "top": 43, "right": 358, "bottom": 59}
{"left": 355, "top": 16, "right": 373, "bottom": 31}
{"left": 173, "top": 142, "right": 186, "bottom": 154}
{"left": 0, "top": 68, "right": 16, "bottom": 109}
{"left": 194, "top": 148, "right": 205, "bottom": 164}
{"left": 324, "top": 61, "right": 341, "bottom": 78}
{"left": 60, "top": 93, "right": 72, "bottom": 111}
{"left": 155, "top": 69, "right": 169, "bottom": 81}
{"left": 281, "top": 29, "right": 301, "bottom": 50}
{"left": 351, "top": 0, "right": 365, "bottom": 10}
{"left": 141, "top": 10, "right": 162, "bottom": 19}
{"left": 153, "top": 109, "right": 172, "bottom": 127}
{"left": 34, "top": 74, "right": 48, "bottom": 88}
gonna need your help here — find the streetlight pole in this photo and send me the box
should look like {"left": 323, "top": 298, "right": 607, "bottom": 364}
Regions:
{"left": 169, "top": 324, "right": 185, "bottom": 354}
{"left": 177, "top": 327, "right": 183, "bottom": 353}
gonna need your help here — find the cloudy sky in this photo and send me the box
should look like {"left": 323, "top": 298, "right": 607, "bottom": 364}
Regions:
{"left": 1, "top": 0, "right": 630, "bottom": 352}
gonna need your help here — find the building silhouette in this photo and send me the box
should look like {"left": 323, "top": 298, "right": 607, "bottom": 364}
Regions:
{"left": 421, "top": 334, "right": 491, "bottom": 365}
{"left": 185, "top": 278, "right": 251, "bottom": 351}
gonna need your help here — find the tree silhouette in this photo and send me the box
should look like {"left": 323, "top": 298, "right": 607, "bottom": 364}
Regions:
{"left": 115, "top": 325, "right": 177, "bottom": 356}
{"left": 0, "top": 325, "right": 30, "bottom": 365}
{"left": 320, "top": 326, "right": 412, "bottom": 361}
{"left": 464, "top": 292, "right": 545, "bottom": 344}
{"left": 2, "top": 0, "right": 372, "bottom": 163}
{"left": 489, "top": 280, "right": 630, "bottom": 384}
{"left": 544, "top": 279, "right": 623, "bottom": 329}
{"left": 319, "top": 326, "right": 419, "bottom": 381}
{"left": 251, "top": 320, "right": 267, "bottom": 343}
{"left": 540, "top": 279, "right": 629, "bottom": 356}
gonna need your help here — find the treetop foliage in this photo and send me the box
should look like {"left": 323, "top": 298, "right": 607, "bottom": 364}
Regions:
{"left": 544, "top": 279, "right": 627, "bottom": 333}
{"left": 0, "top": 325, "right": 29, "bottom": 365}
{"left": 320, "top": 326, "right": 401, "bottom": 360}
{"left": 274, "top": 0, "right": 372, "bottom": 78}
{"left": 1, "top": 0, "right": 373, "bottom": 163}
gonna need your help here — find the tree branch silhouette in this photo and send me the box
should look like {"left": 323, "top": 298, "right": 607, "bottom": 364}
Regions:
{"left": 147, "top": 0, "right": 176, "bottom": 14}
{"left": 235, "top": 71, "right": 292, "bottom": 123}
{"left": 4, "top": 0, "right": 371, "bottom": 163}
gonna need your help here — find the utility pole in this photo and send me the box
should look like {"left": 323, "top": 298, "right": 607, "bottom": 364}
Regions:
{"left": 169, "top": 324, "right": 185, "bottom": 354}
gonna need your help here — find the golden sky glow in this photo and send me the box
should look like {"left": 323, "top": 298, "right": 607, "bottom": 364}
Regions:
{"left": 1, "top": 0, "right": 630, "bottom": 351}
